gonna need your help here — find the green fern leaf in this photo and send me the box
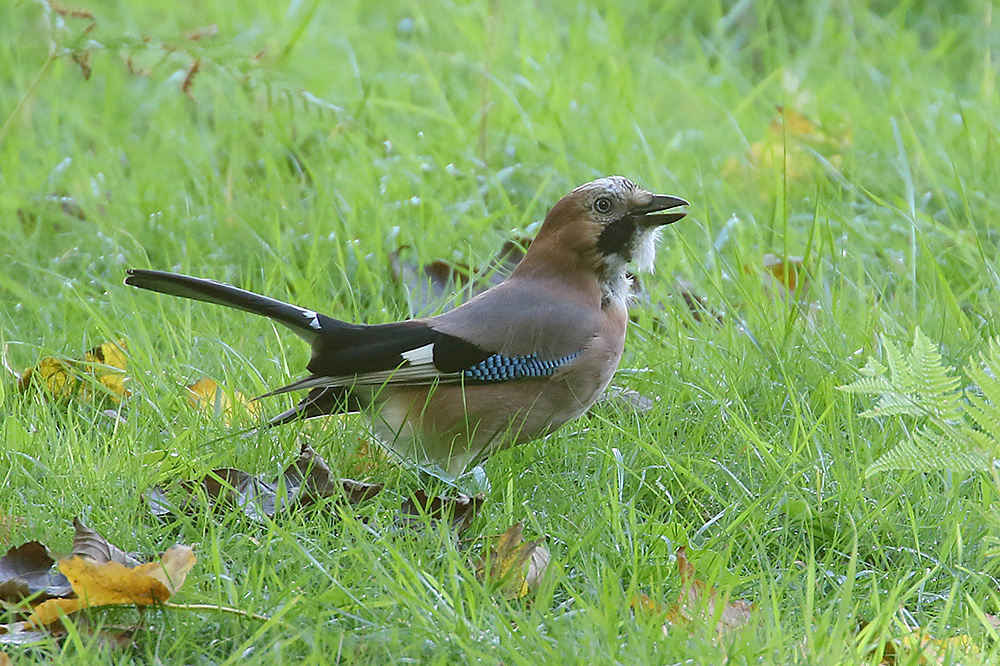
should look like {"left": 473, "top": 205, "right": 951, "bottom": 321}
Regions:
{"left": 908, "top": 328, "right": 963, "bottom": 421}
{"left": 965, "top": 394, "right": 1000, "bottom": 453}
{"left": 844, "top": 329, "right": 999, "bottom": 476}
{"left": 866, "top": 426, "right": 989, "bottom": 476}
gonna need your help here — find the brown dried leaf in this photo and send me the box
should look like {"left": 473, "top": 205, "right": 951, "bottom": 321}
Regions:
{"left": 477, "top": 522, "right": 549, "bottom": 599}
{"left": 200, "top": 468, "right": 276, "bottom": 520}
{"left": 147, "top": 445, "right": 381, "bottom": 521}
{"left": 665, "top": 546, "right": 755, "bottom": 636}
{"left": 182, "top": 59, "right": 201, "bottom": 98}
{"left": 0, "top": 542, "right": 72, "bottom": 603}
{"left": 397, "top": 490, "right": 485, "bottom": 535}
{"left": 761, "top": 253, "right": 805, "bottom": 293}
{"left": 675, "top": 278, "right": 724, "bottom": 325}
{"left": 283, "top": 443, "right": 383, "bottom": 506}
{"left": 390, "top": 238, "right": 529, "bottom": 315}
{"left": 71, "top": 518, "right": 141, "bottom": 567}
{"left": 185, "top": 24, "right": 218, "bottom": 41}
{"left": 0, "top": 650, "right": 10, "bottom": 666}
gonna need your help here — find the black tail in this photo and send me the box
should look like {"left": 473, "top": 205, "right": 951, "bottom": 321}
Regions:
{"left": 125, "top": 269, "right": 329, "bottom": 342}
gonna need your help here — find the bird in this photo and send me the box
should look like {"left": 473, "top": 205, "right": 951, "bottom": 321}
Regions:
{"left": 125, "top": 176, "right": 688, "bottom": 479}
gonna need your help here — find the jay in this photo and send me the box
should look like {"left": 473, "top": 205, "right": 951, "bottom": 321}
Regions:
{"left": 125, "top": 176, "right": 688, "bottom": 479}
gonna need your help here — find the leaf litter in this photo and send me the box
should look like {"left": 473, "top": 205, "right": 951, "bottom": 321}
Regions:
{"left": 476, "top": 521, "right": 549, "bottom": 599}
{"left": 0, "top": 518, "right": 196, "bottom": 636}
{"left": 147, "top": 443, "right": 383, "bottom": 521}
{"left": 631, "top": 546, "right": 756, "bottom": 639}
{"left": 17, "top": 339, "right": 129, "bottom": 404}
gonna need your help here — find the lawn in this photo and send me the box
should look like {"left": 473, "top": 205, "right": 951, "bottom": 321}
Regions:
{"left": 2, "top": 0, "right": 999, "bottom": 663}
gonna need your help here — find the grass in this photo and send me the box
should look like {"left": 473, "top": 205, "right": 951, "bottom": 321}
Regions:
{"left": 2, "top": 0, "right": 999, "bottom": 662}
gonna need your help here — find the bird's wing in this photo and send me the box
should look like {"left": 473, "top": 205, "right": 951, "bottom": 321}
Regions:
{"left": 126, "top": 269, "right": 600, "bottom": 397}
{"left": 272, "top": 278, "right": 602, "bottom": 396}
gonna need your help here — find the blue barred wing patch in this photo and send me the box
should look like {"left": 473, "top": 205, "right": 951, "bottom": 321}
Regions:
{"left": 462, "top": 350, "right": 581, "bottom": 382}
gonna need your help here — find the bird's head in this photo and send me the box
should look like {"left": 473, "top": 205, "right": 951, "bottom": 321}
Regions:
{"left": 517, "top": 176, "right": 689, "bottom": 303}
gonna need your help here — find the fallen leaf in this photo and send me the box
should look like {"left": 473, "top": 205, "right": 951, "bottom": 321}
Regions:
{"left": 185, "top": 376, "right": 260, "bottom": 424}
{"left": 283, "top": 443, "right": 383, "bottom": 506}
{"left": 629, "top": 592, "right": 665, "bottom": 616}
{"left": 0, "top": 650, "right": 10, "bottom": 666}
{"left": 133, "top": 546, "right": 196, "bottom": 596}
{"left": 185, "top": 24, "right": 218, "bottom": 40}
{"left": 390, "top": 238, "right": 528, "bottom": 315}
{"left": 674, "top": 278, "right": 724, "bottom": 325}
{"left": 0, "top": 521, "right": 195, "bottom": 638}
{"left": 0, "top": 542, "right": 72, "bottom": 603}
{"left": 397, "top": 490, "right": 485, "bottom": 535}
{"left": 477, "top": 522, "right": 550, "bottom": 599}
{"left": 665, "top": 546, "right": 755, "bottom": 636}
{"left": 18, "top": 339, "right": 129, "bottom": 403}
{"left": 722, "top": 104, "right": 848, "bottom": 183}
{"left": 194, "top": 467, "right": 277, "bottom": 521}
{"left": 889, "top": 625, "right": 979, "bottom": 665}
{"left": 70, "top": 517, "right": 141, "bottom": 567}
{"left": 761, "top": 253, "right": 805, "bottom": 293}
{"left": 26, "top": 546, "right": 196, "bottom": 628}
{"left": 147, "top": 444, "right": 381, "bottom": 521}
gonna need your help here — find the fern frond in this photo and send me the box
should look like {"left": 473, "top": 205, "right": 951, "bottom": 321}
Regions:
{"left": 840, "top": 329, "right": 962, "bottom": 419}
{"left": 844, "top": 329, "right": 1000, "bottom": 476}
{"left": 964, "top": 394, "right": 1000, "bottom": 454}
{"left": 866, "top": 426, "right": 990, "bottom": 476}
{"left": 968, "top": 344, "right": 1000, "bottom": 417}
{"left": 883, "top": 336, "right": 914, "bottom": 392}
{"left": 908, "top": 329, "right": 963, "bottom": 421}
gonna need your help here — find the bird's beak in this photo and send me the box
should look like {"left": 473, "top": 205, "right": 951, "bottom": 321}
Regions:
{"left": 633, "top": 194, "right": 690, "bottom": 226}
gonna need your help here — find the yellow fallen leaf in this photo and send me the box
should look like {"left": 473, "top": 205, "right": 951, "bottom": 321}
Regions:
{"left": 87, "top": 339, "right": 129, "bottom": 399}
{"left": 185, "top": 376, "right": 259, "bottom": 423}
{"left": 26, "top": 546, "right": 196, "bottom": 627}
{"left": 773, "top": 105, "right": 817, "bottom": 136}
{"left": 723, "top": 105, "right": 848, "bottom": 183}
{"left": 477, "top": 522, "right": 549, "bottom": 599}
{"left": 630, "top": 591, "right": 665, "bottom": 615}
{"left": 892, "top": 629, "right": 979, "bottom": 665}
{"left": 18, "top": 339, "right": 129, "bottom": 403}
{"left": 134, "top": 546, "right": 197, "bottom": 596}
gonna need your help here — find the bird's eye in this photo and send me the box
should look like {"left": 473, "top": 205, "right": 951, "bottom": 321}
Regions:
{"left": 594, "top": 197, "right": 613, "bottom": 214}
